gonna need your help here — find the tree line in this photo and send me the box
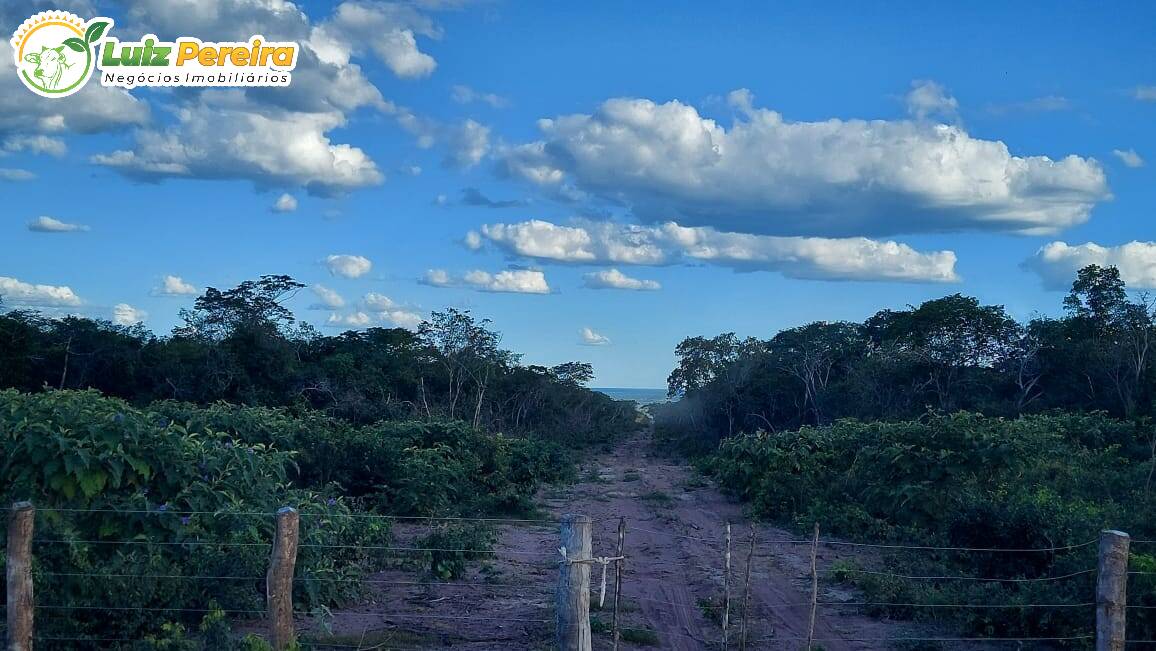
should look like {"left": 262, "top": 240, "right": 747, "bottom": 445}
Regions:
{"left": 658, "top": 264, "right": 1155, "bottom": 449}
{"left": 0, "top": 274, "right": 635, "bottom": 445}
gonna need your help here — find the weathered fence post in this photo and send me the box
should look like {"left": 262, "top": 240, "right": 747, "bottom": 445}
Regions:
{"left": 557, "top": 513, "right": 592, "bottom": 651}
{"left": 611, "top": 517, "right": 626, "bottom": 651}
{"left": 723, "top": 522, "right": 732, "bottom": 649}
{"left": 806, "top": 522, "right": 820, "bottom": 651}
{"left": 1096, "top": 529, "right": 1130, "bottom": 651}
{"left": 267, "top": 507, "right": 300, "bottom": 651}
{"left": 7, "top": 502, "right": 35, "bottom": 651}
{"left": 739, "top": 527, "right": 756, "bottom": 651}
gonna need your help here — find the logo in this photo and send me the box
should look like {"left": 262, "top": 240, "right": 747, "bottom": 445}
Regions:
{"left": 11, "top": 10, "right": 299, "bottom": 99}
{"left": 11, "top": 11, "right": 109, "bottom": 98}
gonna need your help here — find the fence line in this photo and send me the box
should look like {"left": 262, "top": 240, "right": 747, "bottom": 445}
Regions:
{"left": 7, "top": 503, "right": 1152, "bottom": 650}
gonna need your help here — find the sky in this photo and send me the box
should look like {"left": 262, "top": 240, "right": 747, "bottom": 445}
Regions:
{"left": 2, "top": 1, "right": 1155, "bottom": 388}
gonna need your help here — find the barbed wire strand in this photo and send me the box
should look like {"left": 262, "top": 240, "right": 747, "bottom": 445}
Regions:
{"left": 825, "top": 567, "right": 1097, "bottom": 582}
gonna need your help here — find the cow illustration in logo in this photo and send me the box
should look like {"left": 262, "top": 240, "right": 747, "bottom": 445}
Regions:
{"left": 24, "top": 44, "right": 72, "bottom": 90}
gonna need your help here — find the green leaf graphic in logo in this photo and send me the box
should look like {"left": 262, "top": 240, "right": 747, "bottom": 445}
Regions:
{"left": 63, "top": 37, "right": 86, "bottom": 53}
{"left": 84, "top": 20, "right": 109, "bottom": 44}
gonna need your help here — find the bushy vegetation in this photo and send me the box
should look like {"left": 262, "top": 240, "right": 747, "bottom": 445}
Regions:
{"left": 655, "top": 265, "right": 1155, "bottom": 453}
{"left": 0, "top": 275, "right": 637, "bottom": 444}
{"left": 709, "top": 412, "right": 1156, "bottom": 638}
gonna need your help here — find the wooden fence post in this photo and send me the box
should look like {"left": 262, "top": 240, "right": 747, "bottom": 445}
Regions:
{"left": 1096, "top": 529, "right": 1130, "bottom": 651}
{"left": 739, "top": 527, "right": 756, "bottom": 651}
{"left": 611, "top": 517, "right": 626, "bottom": 651}
{"left": 557, "top": 513, "right": 592, "bottom": 651}
{"left": 805, "top": 523, "right": 819, "bottom": 651}
{"left": 7, "top": 502, "right": 35, "bottom": 651}
{"left": 267, "top": 507, "right": 300, "bottom": 651}
{"left": 723, "top": 522, "right": 732, "bottom": 649}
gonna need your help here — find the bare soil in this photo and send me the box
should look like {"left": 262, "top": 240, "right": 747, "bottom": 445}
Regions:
{"left": 304, "top": 433, "right": 930, "bottom": 650}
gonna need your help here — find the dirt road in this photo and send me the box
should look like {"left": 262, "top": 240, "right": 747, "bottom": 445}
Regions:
{"left": 312, "top": 433, "right": 915, "bottom": 649}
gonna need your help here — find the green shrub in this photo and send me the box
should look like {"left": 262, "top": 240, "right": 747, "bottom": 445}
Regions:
{"left": 707, "top": 411, "right": 1156, "bottom": 638}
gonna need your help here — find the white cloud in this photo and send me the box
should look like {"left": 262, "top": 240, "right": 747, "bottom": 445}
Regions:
{"left": 421, "top": 269, "right": 453, "bottom": 287}
{"left": 579, "top": 327, "right": 610, "bottom": 346}
{"left": 311, "top": 1, "right": 439, "bottom": 79}
{"left": 464, "top": 231, "right": 483, "bottom": 250}
{"left": 155, "top": 275, "right": 199, "bottom": 296}
{"left": 423, "top": 268, "right": 551, "bottom": 293}
{"left": 113, "top": 303, "right": 147, "bottom": 326}
{"left": 0, "top": 276, "right": 82, "bottom": 307}
{"left": 0, "top": 168, "right": 34, "bottom": 181}
{"left": 500, "top": 92, "right": 1108, "bottom": 237}
{"left": 363, "top": 292, "right": 395, "bottom": 310}
{"left": 583, "top": 268, "right": 661, "bottom": 291}
{"left": 273, "top": 193, "right": 299, "bottom": 212}
{"left": 1134, "top": 86, "right": 1156, "bottom": 102}
{"left": 464, "top": 269, "right": 551, "bottom": 294}
{"left": 393, "top": 107, "right": 491, "bottom": 168}
{"left": 1024, "top": 241, "right": 1156, "bottom": 290}
{"left": 451, "top": 85, "right": 509, "bottom": 108}
{"left": 93, "top": 95, "right": 383, "bottom": 195}
{"left": 360, "top": 292, "right": 421, "bottom": 329}
{"left": 310, "top": 284, "right": 346, "bottom": 309}
{"left": 3, "top": 135, "right": 67, "bottom": 156}
{"left": 477, "top": 219, "right": 959, "bottom": 283}
{"left": 325, "top": 254, "right": 373, "bottom": 278}
{"left": 1113, "top": 148, "right": 1144, "bottom": 168}
{"left": 326, "top": 311, "right": 373, "bottom": 328}
{"left": 905, "top": 80, "right": 959, "bottom": 121}
{"left": 27, "top": 216, "right": 89, "bottom": 233}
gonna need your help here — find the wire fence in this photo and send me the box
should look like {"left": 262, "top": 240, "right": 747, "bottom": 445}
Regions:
{"left": 4, "top": 504, "right": 1155, "bottom": 649}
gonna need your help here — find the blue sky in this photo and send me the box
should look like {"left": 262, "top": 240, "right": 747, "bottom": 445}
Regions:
{"left": 3, "top": 0, "right": 1155, "bottom": 388}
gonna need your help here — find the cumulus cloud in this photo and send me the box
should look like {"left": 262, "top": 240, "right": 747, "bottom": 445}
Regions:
{"left": 1113, "top": 149, "right": 1144, "bottom": 168}
{"left": 421, "top": 269, "right": 453, "bottom": 287}
{"left": 93, "top": 94, "right": 383, "bottom": 195}
{"left": 155, "top": 275, "right": 199, "bottom": 296}
{"left": 499, "top": 92, "right": 1108, "bottom": 237}
{"left": 0, "top": 276, "right": 82, "bottom": 307}
{"left": 583, "top": 269, "right": 661, "bottom": 291}
{"left": 310, "top": 284, "right": 346, "bottom": 309}
{"left": 311, "top": 1, "right": 439, "bottom": 79}
{"left": 1024, "top": 241, "right": 1156, "bottom": 290}
{"left": 113, "top": 303, "right": 147, "bottom": 326}
{"left": 86, "top": 0, "right": 471, "bottom": 194}
{"left": 474, "top": 219, "right": 958, "bottom": 283}
{"left": 451, "top": 85, "right": 509, "bottom": 108}
{"left": 362, "top": 293, "right": 422, "bottom": 329}
{"left": 273, "top": 193, "right": 299, "bottom": 212}
{"left": 27, "top": 216, "right": 89, "bottom": 233}
{"left": 422, "top": 268, "right": 551, "bottom": 293}
{"left": 327, "top": 311, "right": 373, "bottom": 328}
{"left": 579, "top": 327, "right": 610, "bottom": 346}
{"left": 3, "top": 135, "right": 67, "bottom": 157}
{"left": 905, "top": 80, "right": 959, "bottom": 121}
{"left": 325, "top": 254, "right": 373, "bottom": 278}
